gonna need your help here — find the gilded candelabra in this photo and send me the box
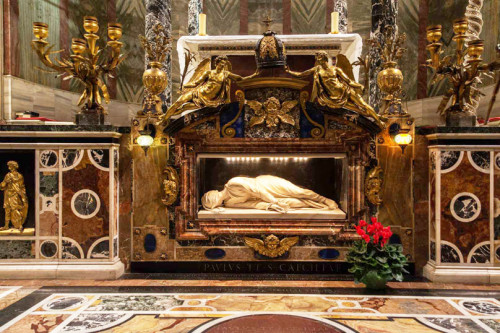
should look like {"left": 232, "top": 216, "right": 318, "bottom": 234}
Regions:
{"left": 140, "top": 23, "right": 171, "bottom": 115}
{"left": 32, "top": 17, "right": 125, "bottom": 125}
{"left": 373, "top": 26, "right": 407, "bottom": 115}
{"left": 425, "top": 18, "right": 489, "bottom": 126}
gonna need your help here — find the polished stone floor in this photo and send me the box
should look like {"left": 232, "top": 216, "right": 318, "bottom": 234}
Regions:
{"left": 0, "top": 279, "right": 499, "bottom": 332}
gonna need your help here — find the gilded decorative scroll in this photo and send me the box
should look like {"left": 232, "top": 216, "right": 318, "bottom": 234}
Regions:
{"left": 365, "top": 166, "right": 383, "bottom": 205}
{"left": 222, "top": 90, "right": 245, "bottom": 138}
{"left": 300, "top": 91, "right": 325, "bottom": 138}
{"left": 161, "top": 166, "right": 179, "bottom": 206}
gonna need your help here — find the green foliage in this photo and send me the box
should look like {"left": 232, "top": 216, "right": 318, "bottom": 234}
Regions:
{"left": 346, "top": 241, "right": 409, "bottom": 284}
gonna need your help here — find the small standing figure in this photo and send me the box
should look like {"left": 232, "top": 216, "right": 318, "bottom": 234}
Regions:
{"left": 0, "top": 161, "right": 28, "bottom": 232}
{"left": 286, "top": 51, "right": 385, "bottom": 128}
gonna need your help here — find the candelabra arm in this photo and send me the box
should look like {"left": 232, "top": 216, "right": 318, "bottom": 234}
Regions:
{"left": 31, "top": 41, "right": 73, "bottom": 74}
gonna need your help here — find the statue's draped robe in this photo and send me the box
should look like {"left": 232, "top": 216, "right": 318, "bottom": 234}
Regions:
{"left": 1, "top": 172, "right": 28, "bottom": 228}
{"left": 191, "top": 70, "right": 231, "bottom": 109}
{"left": 222, "top": 175, "right": 333, "bottom": 210}
{"left": 312, "top": 66, "right": 357, "bottom": 109}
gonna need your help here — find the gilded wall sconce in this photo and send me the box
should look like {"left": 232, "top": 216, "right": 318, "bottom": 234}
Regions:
{"left": 134, "top": 116, "right": 157, "bottom": 155}
{"left": 31, "top": 17, "right": 125, "bottom": 125}
{"left": 388, "top": 122, "right": 412, "bottom": 153}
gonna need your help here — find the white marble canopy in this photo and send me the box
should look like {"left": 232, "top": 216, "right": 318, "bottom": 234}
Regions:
{"left": 177, "top": 33, "right": 363, "bottom": 85}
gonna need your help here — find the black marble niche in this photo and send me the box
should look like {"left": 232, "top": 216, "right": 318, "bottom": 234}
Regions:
{"left": 197, "top": 155, "right": 347, "bottom": 210}
{"left": 0, "top": 150, "right": 35, "bottom": 230}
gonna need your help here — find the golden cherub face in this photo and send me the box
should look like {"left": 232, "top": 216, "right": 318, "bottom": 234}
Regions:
{"left": 264, "top": 235, "right": 280, "bottom": 250}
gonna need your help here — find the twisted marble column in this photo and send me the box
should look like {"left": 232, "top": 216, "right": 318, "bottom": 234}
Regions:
{"left": 188, "top": 0, "right": 203, "bottom": 35}
{"left": 334, "top": 0, "right": 348, "bottom": 34}
{"left": 145, "top": 0, "right": 172, "bottom": 107}
{"left": 368, "top": 0, "right": 398, "bottom": 110}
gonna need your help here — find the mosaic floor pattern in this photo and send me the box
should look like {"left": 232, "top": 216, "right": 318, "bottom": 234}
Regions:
{"left": 0, "top": 285, "right": 500, "bottom": 333}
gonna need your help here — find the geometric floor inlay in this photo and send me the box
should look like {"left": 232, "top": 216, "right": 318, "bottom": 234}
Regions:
{"left": 1, "top": 290, "right": 500, "bottom": 332}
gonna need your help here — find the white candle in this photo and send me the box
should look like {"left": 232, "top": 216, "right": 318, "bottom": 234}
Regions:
{"left": 331, "top": 12, "right": 339, "bottom": 34}
{"left": 198, "top": 13, "right": 207, "bottom": 36}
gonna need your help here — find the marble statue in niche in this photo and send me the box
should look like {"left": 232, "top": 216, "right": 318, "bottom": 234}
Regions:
{"left": 286, "top": 51, "right": 385, "bottom": 128}
{"left": 0, "top": 161, "right": 29, "bottom": 233}
{"left": 159, "top": 56, "right": 258, "bottom": 125}
{"left": 201, "top": 175, "right": 338, "bottom": 213}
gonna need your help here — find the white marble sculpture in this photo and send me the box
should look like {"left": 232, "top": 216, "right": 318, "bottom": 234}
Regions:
{"left": 201, "top": 175, "right": 338, "bottom": 213}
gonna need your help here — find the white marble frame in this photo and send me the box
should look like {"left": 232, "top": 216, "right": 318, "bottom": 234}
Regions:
{"left": 0, "top": 141, "right": 120, "bottom": 264}
{"left": 424, "top": 142, "right": 499, "bottom": 283}
{"left": 428, "top": 147, "right": 496, "bottom": 268}
{"left": 177, "top": 34, "right": 363, "bottom": 86}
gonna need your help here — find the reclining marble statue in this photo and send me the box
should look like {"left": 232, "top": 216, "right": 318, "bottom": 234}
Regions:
{"left": 201, "top": 175, "right": 338, "bottom": 213}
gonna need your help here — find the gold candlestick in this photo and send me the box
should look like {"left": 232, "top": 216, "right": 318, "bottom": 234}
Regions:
{"left": 31, "top": 16, "right": 125, "bottom": 124}
{"left": 424, "top": 17, "right": 490, "bottom": 126}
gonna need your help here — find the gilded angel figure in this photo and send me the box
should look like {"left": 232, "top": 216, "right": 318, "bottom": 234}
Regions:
{"left": 286, "top": 51, "right": 385, "bottom": 128}
{"left": 159, "top": 55, "right": 258, "bottom": 125}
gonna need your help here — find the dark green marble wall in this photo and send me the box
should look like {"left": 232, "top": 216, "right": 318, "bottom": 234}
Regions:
{"left": 5, "top": 0, "right": 499, "bottom": 103}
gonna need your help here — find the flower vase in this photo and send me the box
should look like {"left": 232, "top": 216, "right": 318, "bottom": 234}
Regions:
{"left": 360, "top": 270, "right": 388, "bottom": 290}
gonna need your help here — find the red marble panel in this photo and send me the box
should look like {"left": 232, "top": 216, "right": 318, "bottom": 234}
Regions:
{"left": 282, "top": 0, "right": 291, "bottom": 34}
{"left": 62, "top": 153, "right": 109, "bottom": 255}
{"left": 440, "top": 152, "right": 490, "bottom": 257}
{"left": 39, "top": 211, "right": 58, "bottom": 236}
{"left": 203, "top": 314, "right": 344, "bottom": 333}
{"left": 239, "top": 0, "right": 248, "bottom": 35}
{"left": 3, "top": 0, "right": 20, "bottom": 76}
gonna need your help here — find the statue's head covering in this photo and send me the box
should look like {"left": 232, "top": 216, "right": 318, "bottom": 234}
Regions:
{"left": 201, "top": 190, "right": 224, "bottom": 210}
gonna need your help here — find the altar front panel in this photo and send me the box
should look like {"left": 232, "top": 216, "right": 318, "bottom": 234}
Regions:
{"left": 0, "top": 129, "right": 123, "bottom": 279}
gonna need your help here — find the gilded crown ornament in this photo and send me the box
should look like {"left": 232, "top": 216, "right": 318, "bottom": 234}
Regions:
{"left": 425, "top": 17, "right": 493, "bottom": 126}
{"left": 371, "top": 26, "right": 407, "bottom": 115}
{"left": 255, "top": 15, "right": 286, "bottom": 69}
{"left": 31, "top": 17, "right": 125, "bottom": 125}
{"left": 140, "top": 23, "right": 172, "bottom": 115}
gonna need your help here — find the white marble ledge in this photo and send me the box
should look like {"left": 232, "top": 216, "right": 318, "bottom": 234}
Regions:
{"left": 0, "top": 260, "right": 124, "bottom": 280}
{"left": 178, "top": 33, "right": 363, "bottom": 84}
{"left": 198, "top": 208, "right": 346, "bottom": 220}
{"left": 0, "top": 131, "right": 122, "bottom": 138}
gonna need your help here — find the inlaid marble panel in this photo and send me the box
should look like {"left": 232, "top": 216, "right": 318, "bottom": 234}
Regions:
{"left": 3, "top": 291, "right": 498, "bottom": 332}
{"left": 440, "top": 150, "right": 490, "bottom": 258}
{"left": 61, "top": 150, "right": 110, "bottom": 256}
